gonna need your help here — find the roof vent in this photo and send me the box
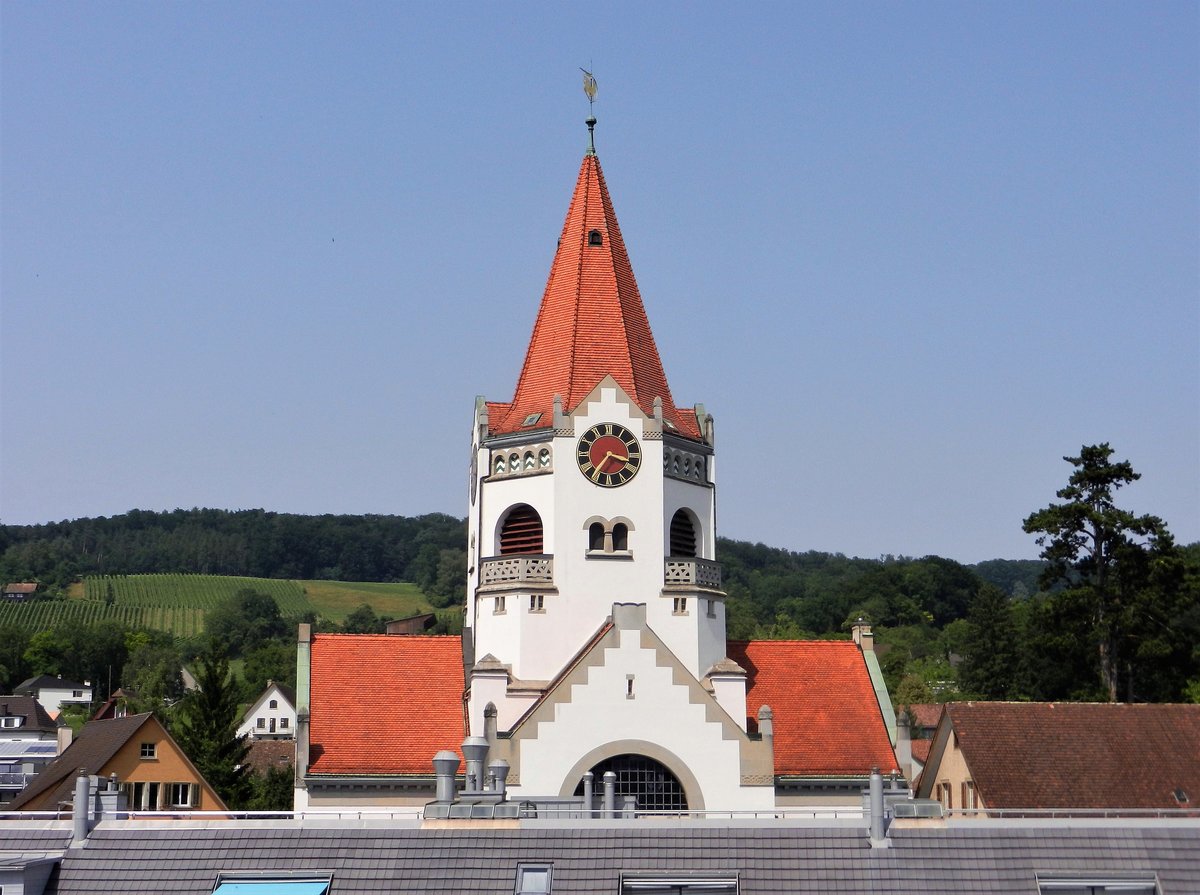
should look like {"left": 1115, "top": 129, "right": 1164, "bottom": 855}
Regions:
{"left": 1174, "top": 787, "right": 1189, "bottom": 804}
{"left": 588, "top": 229, "right": 603, "bottom": 246}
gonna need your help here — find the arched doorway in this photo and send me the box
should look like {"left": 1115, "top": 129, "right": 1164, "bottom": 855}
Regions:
{"left": 574, "top": 753, "right": 689, "bottom": 812}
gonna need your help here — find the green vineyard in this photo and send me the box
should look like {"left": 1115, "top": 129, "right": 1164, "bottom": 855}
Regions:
{"left": 0, "top": 574, "right": 432, "bottom": 640}
{"left": 82, "top": 574, "right": 309, "bottom": 614}
{"left": 0, "top": 598, "right": 207, "bottom": 639}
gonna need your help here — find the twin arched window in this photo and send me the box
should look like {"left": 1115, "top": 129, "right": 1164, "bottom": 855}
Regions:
{"left": 586, "top": 517, "right": 631, "bottom": 554}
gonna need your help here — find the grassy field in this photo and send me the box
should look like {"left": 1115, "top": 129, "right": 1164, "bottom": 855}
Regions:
{"left": 0, "top": 573, "right": 433, "bottom": 639}
{"left": 299, "top": 579, "right": 430, "bottom": 622}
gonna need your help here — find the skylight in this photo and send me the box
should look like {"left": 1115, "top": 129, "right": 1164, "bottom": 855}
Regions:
{"left": 522, "top": 412, "right": 542, "bottom": 426}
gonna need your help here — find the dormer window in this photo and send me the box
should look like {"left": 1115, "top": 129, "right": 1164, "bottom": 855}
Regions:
{"left": 588, "top": 229, "right": 603, "bottom": 246}
{"left": 0, "top": 716, "right": 22, "bottom": 729}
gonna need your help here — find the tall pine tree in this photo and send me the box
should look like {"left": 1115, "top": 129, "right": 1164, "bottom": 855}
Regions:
{"left": 173, "top": 639, "right": 252, "bottom": 808}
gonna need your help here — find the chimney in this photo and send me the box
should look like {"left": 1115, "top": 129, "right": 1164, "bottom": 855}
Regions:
{"left": 489, "top": 759, "right": 510, "bottom": 799}
{"left": 57, "top": 724, "right": 74, "bottom": 754}
{"left": 432, "top": 750, "right": 460, "bottom": 803}
{"left": 868, "top": 768, "right": 889, "bottom": 849}
{"left": 851, "top": 617, "right": 874, "bottom": 653}
{"left": 895, "top": 712, "right": 913, "bottom": 781}
{"left": 582, "top": 771, "right": 594, "bottom": 818}
{"left": 602, "top": 771, "right": 617, "bottom": 818}
{"left": 461, "top": 737, "right": 489, "bottom": 793}
{"left": 71, "top": 771, "right": 93, "bottom": 844}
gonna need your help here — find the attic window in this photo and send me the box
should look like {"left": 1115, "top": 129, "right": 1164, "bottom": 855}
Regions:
{"left": 1175, "top": 787, "right": 1189, "bottom": 804}
{"left": 522, "top": 412, "right": 542, "bottom": 426}
{"left": 516, "top": 864, "right": 553, "bottom": 894}
{"left": 1035, "top": 877, "right": 1157, "bottom": 894}
{"left": 588, "top": 229, "right": 603, "bottom": 246}
{"left": 0, "top": 716, "right": 22, "bottom": 728}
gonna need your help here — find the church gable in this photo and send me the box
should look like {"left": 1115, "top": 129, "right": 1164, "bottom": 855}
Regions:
{"left": 490, "top": 604, "right": 774, "bottom": 810}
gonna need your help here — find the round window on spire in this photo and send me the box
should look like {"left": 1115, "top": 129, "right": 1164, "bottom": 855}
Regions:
{"left": 588, "top": 229, "right": 603, "bottom": 246}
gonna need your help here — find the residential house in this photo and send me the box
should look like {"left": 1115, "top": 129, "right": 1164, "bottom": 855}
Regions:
{"left": 916, "top": 701, "right": 1200, "bottom": 813}
{"left": 237, "top": 680, "right": 296, "bottom": 741}
{"left": 7, "top": 712, "right": 225, "bottom": 812}
{"left": 91, "top": 688, "right": 138, "bottom": 721}
{"left": 0, "top": 697, "right": 62, "bottom": 805}
{"left": 2, "top": 583, "right": 38, "bottom": 601}
{"left": 16, "top": 676, "right": 93, "bottom": 717}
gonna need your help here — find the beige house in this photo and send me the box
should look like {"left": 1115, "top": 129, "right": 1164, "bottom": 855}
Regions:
{"left": 7, "top": 712, "right": 225, "bottom": 812}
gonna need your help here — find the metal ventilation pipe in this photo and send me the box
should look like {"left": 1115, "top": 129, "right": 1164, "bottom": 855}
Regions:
{"left": 582, "top": 771, "right": 594, "bottom": 818}
{"left": 869, "top": 767, "right": 887, "bottom": 848}
{"left": 432, "top": 750, "right": 461, "bottom": 803}
{"left": 602, "top": 770, "right": 617, "bottom": 818}
{"left": 72, "top": 770, "right": 91, "bottom": 843}
{"left": 461, "top": 737, "right": 489, "bottom": 792}
{"left": 489, "top": 760, "right": 510, "bottom": 799}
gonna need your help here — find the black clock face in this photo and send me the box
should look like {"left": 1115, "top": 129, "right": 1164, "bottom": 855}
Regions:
{"left": 577, "top": 423, "right": 642, "bottom": 487}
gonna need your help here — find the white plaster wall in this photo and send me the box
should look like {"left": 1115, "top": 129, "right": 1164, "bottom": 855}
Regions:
{"left": 512, "top": 629, "right": 774, "bottom": 811}
{"left": 238, "top": 696, "right": 297, "bottom": 740}
{"left": 32, "top": 686, "right": 91, "bottom": 716}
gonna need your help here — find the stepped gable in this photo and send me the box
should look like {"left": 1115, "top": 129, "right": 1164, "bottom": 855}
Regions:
{"left": 307, "top": 634, "right": 464, "bottom": 776}
{"left": 488, "top": 153, "right": 700, "bottom": 439}
{"left": 728, "top": 640, "right": 898, "bottom": 777}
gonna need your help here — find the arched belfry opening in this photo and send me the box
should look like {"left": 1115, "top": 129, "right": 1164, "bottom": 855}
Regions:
{"left": 499, "top": 504, "right": 543, "bottom": 554}
{"left": 669, "top": 509, "right": 697, "bottom": 558}
{"left": 574, "top": 753, "right": 689, "bottom": 812}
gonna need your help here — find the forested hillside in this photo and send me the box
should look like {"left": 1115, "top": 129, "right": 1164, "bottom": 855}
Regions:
{"left": 2, "top": 497, "right": 1196, "bottom": 705}
{"left": 0, "top": 509, "right": 466, "bottom": 604}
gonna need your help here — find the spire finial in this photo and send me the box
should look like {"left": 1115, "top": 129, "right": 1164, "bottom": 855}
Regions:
{"left": 581, "top": 67, "right": 597, "bottom": 155}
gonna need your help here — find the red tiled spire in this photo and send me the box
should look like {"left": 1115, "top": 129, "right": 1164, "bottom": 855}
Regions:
{"left": 489, "top": 153, "right": 699, "bottom": 438}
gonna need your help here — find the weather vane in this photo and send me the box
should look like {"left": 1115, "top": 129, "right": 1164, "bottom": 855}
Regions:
{"left": 580, "top": 68, "right": 598, "bottom": 154}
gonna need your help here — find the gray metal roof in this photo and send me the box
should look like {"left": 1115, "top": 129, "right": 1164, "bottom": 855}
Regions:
{"left": 31, "top": 818, "right": 1200, "bottom": 894}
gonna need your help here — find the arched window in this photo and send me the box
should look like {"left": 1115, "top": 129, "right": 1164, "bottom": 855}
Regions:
{"left": 612, "top": 522, "right": 629, "bottom": 551}
{"left": 588, "top": 229, "right": 603, "bottom": 246}
{"left": 574, "top": 754, "right": 688, "bottom": 812}
{"left": 589, "top": 522, "right": 606, "bottom": 551}
{"left": 500, "top": 504, "right": 543, "bottom": 555}
{"left": 669, "top": 510, "right": 696, "bottom": 557}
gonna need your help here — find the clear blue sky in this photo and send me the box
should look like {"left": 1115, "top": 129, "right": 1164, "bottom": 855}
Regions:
{"left": 2, "top": 2, "right": 1197, "bottom": 563}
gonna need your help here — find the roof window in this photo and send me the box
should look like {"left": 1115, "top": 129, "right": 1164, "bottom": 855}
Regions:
{"left": 515, "top": 864, "right": 553, "bottom": 894}
{"left": 212, "top": 876, "right": 332, "bottom": 895}
{"left": 588, "top": 229, "right": 603, "bottom": 246}
{"left": 522, "top": 412, "right": 542, "bottom": 426}
{"left": 620, "top": 876, "right": 738, "bottom": 894}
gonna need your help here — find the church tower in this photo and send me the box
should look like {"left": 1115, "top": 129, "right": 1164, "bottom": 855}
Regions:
{"left": 464, "top": 121, "right": 728, "bottom": 731}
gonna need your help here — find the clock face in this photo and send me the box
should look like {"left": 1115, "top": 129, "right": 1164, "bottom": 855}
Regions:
{"left": 577, "top": 423, "right": 642, "bottom": 487}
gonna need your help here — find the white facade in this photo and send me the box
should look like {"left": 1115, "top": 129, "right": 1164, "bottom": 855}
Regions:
{"left": 19, "top": 678, "right": 92, "bottom": 716}
{"left": 238, "top": 682, "right": 296, "bottom": 740}
{"left": 462, "top": 370, "right": 768, "bottom": 807}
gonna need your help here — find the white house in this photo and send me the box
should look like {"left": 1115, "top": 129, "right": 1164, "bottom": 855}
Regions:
{"left": 238, "top": 681, "right": 296, "bottom": 741}
{"left": 16, "top": 676, "right": 92, "bottom": 717}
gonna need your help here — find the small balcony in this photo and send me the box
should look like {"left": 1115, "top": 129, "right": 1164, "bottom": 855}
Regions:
{"left": 664, "top": 557, "right": 723, "bottom": 590}
{"left": 479, "top": 554, "right": 555, "bottom": 589}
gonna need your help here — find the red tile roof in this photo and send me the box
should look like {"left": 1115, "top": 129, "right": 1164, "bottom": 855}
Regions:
{"left": 308, "top": 634, "right": 464, "bottom": 776}
{"left": 900, "top": 703, "right": 943, "bottom": 732}
{"left": 941, "top": 701, "right": 1200, "bottom": 810}
{"left": 728, "top": 640, "right": 898, "bottom": 777}
{"left": 489, "top": 154, "right": 699, "bottom": 439}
